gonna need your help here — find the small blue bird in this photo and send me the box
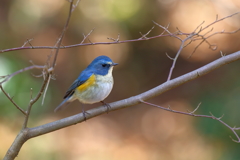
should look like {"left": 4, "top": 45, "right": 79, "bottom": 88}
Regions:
{"left": 54, "top": 55, "right": 118, "bottom": 113}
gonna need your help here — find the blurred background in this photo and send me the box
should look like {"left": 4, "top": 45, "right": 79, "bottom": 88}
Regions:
{"left": 1, "top": 0, "right": 240, "bottom": 159}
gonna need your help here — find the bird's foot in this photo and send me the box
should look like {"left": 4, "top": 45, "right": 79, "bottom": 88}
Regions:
{"left": 101, "top": 101, "right": 111, "bottom": 113}
{"left": 81, "top": 106, "right": 90, "bottom": 121}
{"left": 82, "top": 110, "right": 91, "bottom": 122}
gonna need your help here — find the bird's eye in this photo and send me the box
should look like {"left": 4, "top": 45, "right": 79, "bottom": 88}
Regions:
{"left": 102, "top": 64, "right": 107, "bottom": 67}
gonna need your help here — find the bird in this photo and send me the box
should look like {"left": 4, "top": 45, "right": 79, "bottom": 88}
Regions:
{"left": 54, "top": 55, "right": 118, "bottom": 115}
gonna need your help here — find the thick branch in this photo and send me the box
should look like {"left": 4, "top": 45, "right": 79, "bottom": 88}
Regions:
{"left": 27, "top": 50, "right": 240, "bottom": 137}
{"left": 3, "top": 50, "right": 240, "bottom": 160}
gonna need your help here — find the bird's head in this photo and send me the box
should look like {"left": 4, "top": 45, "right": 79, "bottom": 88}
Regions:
{"left": 87, "top": 55, "right": 118, "bottom": 75}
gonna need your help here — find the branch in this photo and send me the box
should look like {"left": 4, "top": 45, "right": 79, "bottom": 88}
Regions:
{"left": 41, "top": 0, "right": 76, "bottom": 106}
{"left": 0, "top": 65, "right": 45, "bottom": 115}
{"left": 80, "top": 28, "right": 94, "bottom": 44}
{"left": 1, "top": 12, "right": 239, "bottom": 57}
{"left": 0, "top": 65, "right": 45, "bottom": 84}
{"left": 140, "top": 100, "right": 240, "bottom": 142}
{"left": 3, "top": 1, "right": 76, "bottom": 159}
{"left": 0, "top": 85, "right": 26, "bottom": 115}
{"left": 4, "top": 50, "right": 240, "bottom": 160}
{"left": 28, "top": 50, "right": 240, "bottom": 135}
{"left": 22, "top": 71, "right": 51, "bottom": 129}
{"left": 51, "top": 0, "right": 75, "bottom": 69}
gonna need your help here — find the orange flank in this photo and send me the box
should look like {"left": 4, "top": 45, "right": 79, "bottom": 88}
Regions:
{"left": 77, "top": 74, "right": 96, "bottom": 92}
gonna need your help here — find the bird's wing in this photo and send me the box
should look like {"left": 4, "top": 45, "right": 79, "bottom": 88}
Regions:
{"left": 54, "top": 70, "right": 93, "bottom": 112}
{"left": 63, "top": 70, "right": 93, "bottom": 99}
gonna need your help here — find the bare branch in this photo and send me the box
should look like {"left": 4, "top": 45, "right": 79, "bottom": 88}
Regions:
{"left": 188, "top": 39, "right": 206, "bottom": 58}
{"left": 194, "top": 21, "right": 205, "bottom": 33}
{"left": 167, "top": 39, "right": 186, "bottom": 81}
{"left": 22, "top": 38, "right": 34, "bottom": 48}
{"left": 51, "top": 1, "right": 75, "bottom": 69}
{"left": 0, "top": 65, "right": 45, "bottom": 84}
{"left": 153, "top": 21, "right": 182, "bottom": 41}
{"left": 205, "top": 28, "right": 240, "bottom": 39}
{"left": 201, "top": 12, "right": 240, "bottom": 31}
{"left": 107, "top": 33, "right": 120, "bottom": 42}
{"left": 140, "top": 100, "right": 240, "bottom": 142}
{"left": 72, "top": 0, "right": 81, "bottom": 12}
{"left": 41, "top": 74, "right": 51, "bottom": 105}
{"left": 1, "top": 12, "right": 239, "bottom": 56}
{"left": 165, "top": 52, "right": 174, "bottom": 60}
{"left": 22, "top": 71, "right": 50, "bottom": 129}
{"left": 81, "top": 29, "right": 95, "bottom": 44}
{"left": 187, "top": 102, "right": 201, "bottom": 114}
{"left": 0, "top": 85, "right": 26, "bottom": 115}
{"left": 139, "top": 25, "right": 155, "bottom": 40}
{"left": 4, "top": 49, "right": 240, "bottom": 160}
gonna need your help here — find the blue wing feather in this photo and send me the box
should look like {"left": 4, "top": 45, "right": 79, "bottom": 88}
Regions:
{"left": 63, "top": 70, "right": 93, "bottom": 99}
{"left": 54, "top": 70, "right": 93, "bottom": 112}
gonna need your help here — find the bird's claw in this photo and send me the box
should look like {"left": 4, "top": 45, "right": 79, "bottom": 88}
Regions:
{"left": 101, "top": 101, "right": 111, "bottom": 113}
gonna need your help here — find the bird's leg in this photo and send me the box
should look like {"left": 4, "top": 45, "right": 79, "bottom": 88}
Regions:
{"left": 81, "top": 104, "right": 90, "bottom": 121}
{"left": 100, "top": 101, "right": 111, "bottom": 113}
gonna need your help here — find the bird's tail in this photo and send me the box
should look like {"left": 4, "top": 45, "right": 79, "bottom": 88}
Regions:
{"left": 54, "top": 98, "right": 70, "bottom": 112}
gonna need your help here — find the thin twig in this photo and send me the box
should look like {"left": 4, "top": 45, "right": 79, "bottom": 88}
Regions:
{"left": 153, "top": 21, "right": 182, "bottom": 41}
{"left": 22, "top": 38, "right": 34, "bottom": 48}
{"left": 107, "top": 33, "right": 120, "bottom": 42}
{"left": 0, "top": 85, "right": 26, "bottom": 115}
{"left": 22, "top": 72, "right": 50, "bottom": 129}
{"left": 139, "top": 26, "right": 155, "bottom": 40}
{"left": 167, "top": 37, "right": 191, "bottom": 81}
{"left": 166, "top": 52, "right": 174, "bottom": 60}
{"left": 201, "top": 12, "right": 240, "bottom": 31}
{"left": 193, "top": 21, "right": 205, "bottom": 33}
{"left": 52, "top": 0, "right": 75, "bottom": 68}
{"left": 81, "top": 29, "right": 95, "bottom": 44}
{"left": 41, "top": 1, "right": 75, "bottom": 105}
{"left": 0, "top": 65, "right": 45, "bottom": 84}
{"left": 1, "top": 12, "right": 240, "bottom": 55}
{"left": 41, "top": 74, "right": 51, "bottom": 105}
{"left": 140, "top": 100, "right": 240, "bottom": 142}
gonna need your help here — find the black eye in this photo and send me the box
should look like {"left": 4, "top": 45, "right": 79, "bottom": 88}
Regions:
{"left": 102, "top": 64, "right": 107, "bottom": 67}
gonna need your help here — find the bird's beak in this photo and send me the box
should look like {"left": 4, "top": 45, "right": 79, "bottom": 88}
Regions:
{"left": 111, "top": 63, "right": 118, "bottom": 66}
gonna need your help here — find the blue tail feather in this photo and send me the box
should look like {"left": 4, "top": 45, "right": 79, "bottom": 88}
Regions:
{"left": 54, "top": 98, "right": 70, "bottom": 112}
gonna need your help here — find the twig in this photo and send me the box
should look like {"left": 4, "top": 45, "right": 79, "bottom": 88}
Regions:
{"left": 193, "top": 21, "right": 205, "bottom": 33}
{"left": 72, "top": 0, "right": 81, "bottom": 12}
{"left": 140, "top": 100, "right": 240, "bottom": 142}
{"left": 201, "top": 12, "right": 240, "bottom": 31}
{"left": 166, "top": 52, "right": 174, "bottom": 60}
{"left": 41, "top": 1, "right": 75, "bottom": 105}
{"left": 205, "top": 28, "right": 240, "bottom": 39}
{"left": 153, "top": 21, "right": 182, "bottom": 41}
{"left": 81, "top": 29, "right": 95, "bottom": 44}
{"left": 0, "top": 65, "right": 45, "bottom": 84}
{"left": 0, "top": 85, "right": 26, "bottom": 115}
{"left": 41, "top": 74, "right": 51, "bottom": 105}
{"left": 107, "top": 33, "right": 120, "bottom": 42}
{"left": 22, "top": 72, "right": 50, "bottom": 129}
{"left": 1, "top": 12, "right": 240, "bottom": 55}
{"left": 22, "top": 38, "right": 34, "bottom": 48}
{"left": 166, "top": 34, "right": 194, "bottom": 81}
{"left": 51, "top": 0, "right": 75, "bottom": 68}
{"left": 4, "top": 49, "right": 240, "bottom": 160}
{"left": 139, "top": 26, "right": 155, "bottom": 40}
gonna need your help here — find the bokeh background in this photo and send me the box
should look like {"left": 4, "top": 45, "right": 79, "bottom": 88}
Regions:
{"left": 1, "top": 0, "right": 240, "bottom": 159}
